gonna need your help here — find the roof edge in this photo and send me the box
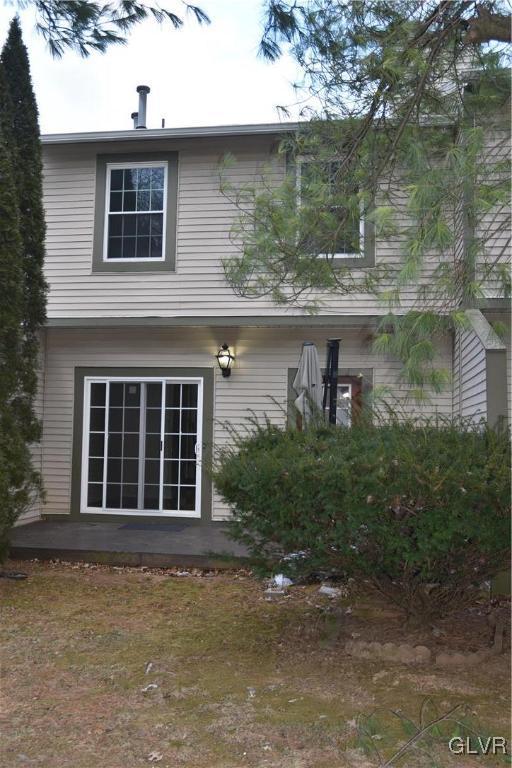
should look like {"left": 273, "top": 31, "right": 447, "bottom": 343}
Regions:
{"left": 42, "top": 121, "right": 300, "bottom": 145}
{"left": 465, "top": 309, "right": 507, "bottom": 351}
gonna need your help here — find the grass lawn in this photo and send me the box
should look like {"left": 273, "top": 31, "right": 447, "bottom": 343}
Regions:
{"left": 1, "top": 560, "right": 509, "bottom": 768}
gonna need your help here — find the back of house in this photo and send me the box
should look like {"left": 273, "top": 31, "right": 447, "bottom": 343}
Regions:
{"left": 23, "top": 90, "right": 510, "bottom": 526}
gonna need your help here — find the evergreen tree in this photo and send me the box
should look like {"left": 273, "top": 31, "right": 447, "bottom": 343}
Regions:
{"left": 0, "top": 62, "right": 38, "bottom": 562}
{"left": 2, "top": 17, "right": 47, "bottom": 446}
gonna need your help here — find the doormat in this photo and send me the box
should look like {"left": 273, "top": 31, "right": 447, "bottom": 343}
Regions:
{"left": 119, "top": 523, "right": 187, "bottom": 532}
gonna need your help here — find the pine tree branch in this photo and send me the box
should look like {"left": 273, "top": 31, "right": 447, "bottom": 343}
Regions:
{"left": 465, "top": 6, "right": 512, "bottom": 43}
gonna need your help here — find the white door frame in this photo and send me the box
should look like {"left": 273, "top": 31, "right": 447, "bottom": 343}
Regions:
{"left": 80, "top": 376, "right": 203, "bottom": 518}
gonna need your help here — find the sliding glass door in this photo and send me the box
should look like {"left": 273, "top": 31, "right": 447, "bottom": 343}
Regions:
{"left": 82, "top": 377, "right": 202, "bottom": 517}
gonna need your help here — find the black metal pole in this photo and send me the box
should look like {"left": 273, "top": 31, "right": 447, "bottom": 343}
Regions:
{"left": 325, "top": 338, "right": 340, "bottom": 425}
{"left": 322, "top": 350, "right": 329, "bottom": 412}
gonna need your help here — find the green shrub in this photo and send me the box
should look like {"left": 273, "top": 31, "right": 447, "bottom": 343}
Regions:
{"left": 213, "top": 417, "right": 510, "bottom": 622}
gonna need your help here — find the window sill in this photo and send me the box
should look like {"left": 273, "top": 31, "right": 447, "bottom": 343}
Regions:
{"left": 91, "top": 260, "right": 177, "bottom": 274}
{"left": 318, "top": 253, "right": 375, "bottom": 268}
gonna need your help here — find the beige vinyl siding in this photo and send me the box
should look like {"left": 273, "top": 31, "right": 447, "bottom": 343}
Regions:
{"left": 476, "top": 128, "right": 511, "bottom": 298}
{"left": 453, "top": 327, "right": 487, "bottom": 423}
{"left": 42, "top": 126, "right": 510, "bottom": 320}
{"left": 453, "top": 309, "right": 510, "bottom": 427}
{"left": 41, "top": 326, "right": 452, "bottom": 521}
{"left": 452, "top": 331, "right": 460, "bottom": 416}
{"left": 452, "top": 137, "right": 467, "bottom": 308}
{"left": 42, "top": 138, "right": 454, "bottom": 320}
{"left": 451, "top": 126, "right": 511, "bottom": 304}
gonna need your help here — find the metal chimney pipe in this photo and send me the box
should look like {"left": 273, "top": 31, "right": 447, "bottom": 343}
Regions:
{"left": 131, "top": 111, "right": 139, "bottom": 129}
{"left": 136, "top": 85, "right": 150, "bottom": 129}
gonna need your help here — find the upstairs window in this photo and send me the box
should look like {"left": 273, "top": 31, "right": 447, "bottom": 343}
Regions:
{"left": 104, "top": 162, "right": 167, "bottom": 262}
{"left": 298, "top": 158, "right": 363, "bottom": 259}
{"left": 93, "top": 152, "right": 178, "bottom": 274}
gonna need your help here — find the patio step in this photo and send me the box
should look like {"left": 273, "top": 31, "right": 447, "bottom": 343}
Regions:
{"left": 9, "top": 520, "right": 249, "bottom": 570}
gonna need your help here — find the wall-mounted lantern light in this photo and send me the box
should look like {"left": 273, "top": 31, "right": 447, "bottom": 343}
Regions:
{"left": 216, "top": 343, "right": 235, "bottom": 377}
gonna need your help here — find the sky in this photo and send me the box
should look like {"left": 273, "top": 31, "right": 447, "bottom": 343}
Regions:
{"left": 0, "top": 0, "right": 303, "bottom": 134}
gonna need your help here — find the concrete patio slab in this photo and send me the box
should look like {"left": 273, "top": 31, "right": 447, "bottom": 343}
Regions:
{"left": 9, "top": 520, "right": 249, "bottom": 569}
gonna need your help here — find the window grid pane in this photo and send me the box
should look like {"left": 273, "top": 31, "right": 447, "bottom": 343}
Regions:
{"left": 143, "top": 380, "right": 163, "bottom": 510}
{"left": 163, "top": 383, "right": 198, "bottom": 513}
{"left": 107, "top": 164, "right": 165, "bottom": 260}
{"left": 105, "top": 383, "right": 141, "bottom": 509}
{"left": 87, "top": 382, "right": 106, "bottom": 507}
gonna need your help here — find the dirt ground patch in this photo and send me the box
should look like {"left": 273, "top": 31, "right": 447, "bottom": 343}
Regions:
{"left": 1, "top": 560, "right": 509, "bottom": 768}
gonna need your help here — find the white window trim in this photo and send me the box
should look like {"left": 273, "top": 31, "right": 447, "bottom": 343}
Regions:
{"left": 103, "top": 161, "right": 168, "bottom": 263}
{"left": 296, "top": 156, "right": 365, "bottom": 260}
{"left": 81, "top": 376, "right": 203, "bottom": 518}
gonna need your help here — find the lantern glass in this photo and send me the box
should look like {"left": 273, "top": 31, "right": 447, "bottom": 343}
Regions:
{"left": 216, "top": 344, "right": 234, "bottom": 376}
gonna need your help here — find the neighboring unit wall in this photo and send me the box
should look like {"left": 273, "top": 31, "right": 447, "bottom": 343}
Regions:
{"left": 453, "top": 327, "right": 487, "bottom": 422}
{"left": 453, "top": 310, "right": 509, "bottom": 426}
{"left": 40, "top": 326, "right": 452, "bottom": 521}
{"left": 489, "top": 311, "right": 512, "bottom": 419}
{"left": 476, "top": 127, "right": 511, "bottom": 299}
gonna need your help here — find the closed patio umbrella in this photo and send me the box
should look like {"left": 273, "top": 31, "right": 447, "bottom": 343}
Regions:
{"left": 292, "top": 342, "right": 324, "bottom": 426}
